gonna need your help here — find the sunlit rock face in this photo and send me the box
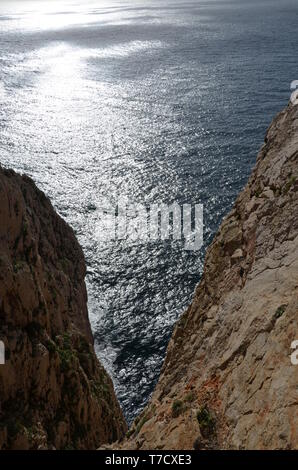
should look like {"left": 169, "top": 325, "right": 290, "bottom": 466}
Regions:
{"left": 0, "top": 167, "right": 126, "bottom": 449}
{"left": 114, "top": 104, "right": 298, "bottom": 450}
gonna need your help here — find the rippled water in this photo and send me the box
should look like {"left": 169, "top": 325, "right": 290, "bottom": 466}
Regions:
{"left": 0, "top": 0, "right": 297, "bottom": 423}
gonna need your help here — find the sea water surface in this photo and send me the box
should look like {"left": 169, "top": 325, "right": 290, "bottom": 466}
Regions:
{"left": 0, "top": 0, "right": 297, "bottom": 423}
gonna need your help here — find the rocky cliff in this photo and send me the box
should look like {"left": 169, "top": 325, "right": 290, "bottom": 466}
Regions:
{"left": 0, "top": 168, "right": 126, "bottom": 449}
{"left": 116, "top": 103, "right": 298, "bottom": 450}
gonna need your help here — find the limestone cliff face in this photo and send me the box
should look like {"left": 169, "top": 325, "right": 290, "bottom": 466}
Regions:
{"left": 0, "top": 168, "right": 126, "bottom": 449}
{"left": 118, "top": 103, "right": 298, "bottom": 450}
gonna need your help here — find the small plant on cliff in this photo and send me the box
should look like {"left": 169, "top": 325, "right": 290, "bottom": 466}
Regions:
{"left": 59, "top": 348, "right": 75, "bottom": 372}
{"left": 135, "top": 414, "right": 149, "bottom": 434}
{"left": 90, "top": 374, "right": 114, "bottom": 408}
{"left": 13, "top": 260, "right": 26, "bottom": 274}
{"left": 184, "top": 391, "right": 196, "bottom": 403}
{"left": 126, "top": 427, "right": 135, "bottom": 439}
{"left": 172, "top": 400, "right": 184, "bottom": 418}
{"left": 274, "top": 304, "right": 287, "bottom": 320}
{"left": 132, "top": 405, "right": 156, "bottom": 435}
{"left": 196, "top": 406, "right": 215, "bottom": 437}
{"left": 46, "top": 338, "right": 57, "bottom": 355}
{"left": 283, "top": 176, "right": 296, "bottom": 195}
{"left": 177, "top": 314, "right": 187, "bottom": 328}
{"left": 125, "top": 421, "right": 144, "bottom": 439}
{"left": 56, "top": 333, "right": 77, "bottom": 372}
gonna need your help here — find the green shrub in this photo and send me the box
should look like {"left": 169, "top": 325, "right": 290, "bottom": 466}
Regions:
{"left": 196, "top": 406, "right": 215, "bottom": 437}
{"left": 46, "top": 339, "right": 57, "bottom": 355}
{"left": 184, "top": 391, "right": 196, "bottom": 403}
{"left": 274, "top": 304, "right": 287, "bottom": 320}
{"left": 56, "top": 333, "right": 76, "bottom": 372}
{"left": 126, "top": 428, "right": 135, "bottom": 439}
{"left": 283, "top": 176, "right": 296, "bottom": 195}
{"left": 172, "top": 400, "right": 184, "bottom": 418}
{"left": 135, "top": 414, "right": 149, "bottom": 434}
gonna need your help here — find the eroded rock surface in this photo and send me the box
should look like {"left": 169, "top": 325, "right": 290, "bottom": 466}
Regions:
{"left": 0, "top": 168, "right": 126, "bottom": 449}
{"left": 117, "top": 103, "right": 298, "bottom": 450}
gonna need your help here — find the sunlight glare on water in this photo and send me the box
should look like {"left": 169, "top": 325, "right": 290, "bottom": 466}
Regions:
{"left": 0, "top": 0, "right": 115, "bottom": 31}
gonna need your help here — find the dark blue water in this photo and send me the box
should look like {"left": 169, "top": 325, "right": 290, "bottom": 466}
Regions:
{"left": 0, "top": 0, "right": 297, "bottom": 423}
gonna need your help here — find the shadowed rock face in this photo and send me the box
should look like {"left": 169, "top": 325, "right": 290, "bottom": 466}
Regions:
{"left": 0, "top": 168, "right": 127, "bottom": 449}
{"left": 116, "top": 103, "right": 298, "bottom": 450}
